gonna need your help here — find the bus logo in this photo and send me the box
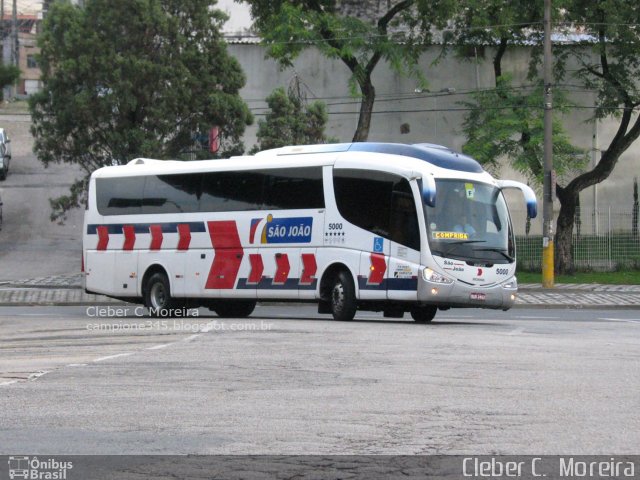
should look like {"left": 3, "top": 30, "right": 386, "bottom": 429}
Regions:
{"left": 250, "top": 215, "right": 313, "bottom": 244}
{"left": 8, "top": 457, "right": 29, "bottom": 479}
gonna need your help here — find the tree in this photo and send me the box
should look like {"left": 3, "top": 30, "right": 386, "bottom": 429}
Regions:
{"left": 446, "top": 0, "right": 603, "bottom": 273}
{"left": 30, "top": 0, "right": 252, "bottom": 221}
{"left": 252, "top": 84, "right": 334, "bottom": 152}
{"left": 0, "top": 64, "right": 20, "bottom": 101}
{"left": 550, "top": 0, "right": 640, "bottom": 272}
{"left": 461, "top": 76, "right": 586, "bottom": 187}
{"left": 242, "top": 0, "right": 455, "bottom": 142}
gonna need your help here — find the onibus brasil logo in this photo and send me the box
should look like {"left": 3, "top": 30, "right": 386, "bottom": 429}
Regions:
{"left": 8, "top": 456, "right": 73, "bottom": 479}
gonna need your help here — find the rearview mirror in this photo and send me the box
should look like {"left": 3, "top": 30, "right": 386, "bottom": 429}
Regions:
{"left": 497, "top": 180, "right": 538, "bottom": 218}
{"left": 421, "top": 175, "right": 436, "bottom": 207}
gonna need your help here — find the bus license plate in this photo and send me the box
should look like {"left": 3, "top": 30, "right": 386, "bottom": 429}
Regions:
{"left": 470, "top": 292, "right": 486, "bottom": 301}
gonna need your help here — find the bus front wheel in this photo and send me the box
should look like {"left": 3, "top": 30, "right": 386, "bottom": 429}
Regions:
{"left": 410, "top": 305, "right": 437, "bottom": 323}
{"left": 330, "top": 271, "right": 357, "bottom": 321}
{"left": 144, "top": 272, "right": 178, "bottom": 317}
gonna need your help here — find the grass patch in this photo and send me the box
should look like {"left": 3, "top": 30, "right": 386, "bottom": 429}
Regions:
{"left": 0, "top": 99, "right": 29, "bottom": 113}
{"left": 516, "top": 270, "right": 640, "bottom": 285}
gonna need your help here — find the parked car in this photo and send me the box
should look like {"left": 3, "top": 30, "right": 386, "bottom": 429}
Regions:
{"left": 0, "top": 128, "right": 11, "bottom": 180}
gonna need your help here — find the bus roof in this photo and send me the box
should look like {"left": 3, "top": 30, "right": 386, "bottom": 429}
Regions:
{"left": 257, "top": 142, "right": 484, "bottom": 174}
{"left": 93, "top": 142, "right": 485, "bottom": 178}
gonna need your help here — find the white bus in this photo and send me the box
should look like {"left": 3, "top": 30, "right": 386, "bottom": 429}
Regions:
{"left": 83, "top": 142, "right": 537, "bottom": 322}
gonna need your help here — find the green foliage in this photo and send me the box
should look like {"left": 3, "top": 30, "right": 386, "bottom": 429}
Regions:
{"left": 557, "top": 0, "right": 640, "bottom": 120}
{"left": 462, "top": 76, "right": 587, "bottom": 186}
{"left": 30, "top": 0, "right": 252, "bottom": 221}
{"left": 442, "top": 0, "right": 543, "bottom": 64}
{"left": 243, "top": 0, "right": 456, "bottom": 140}
{"left": 516, "top": 269, "right": 640, "bottom": 284}
{"left": 0, "top": 64, "right": 20, "bottom": 101}
{"left": 251, "top": 87, "right": 334, "bottom": 153}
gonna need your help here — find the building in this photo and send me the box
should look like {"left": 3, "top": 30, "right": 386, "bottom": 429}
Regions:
{"left": 1, "top": 7, "right": 41, "bottom": 97}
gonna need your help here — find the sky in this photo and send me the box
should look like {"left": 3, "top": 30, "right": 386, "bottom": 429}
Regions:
{"left": 2, "top": 0, "right": 42, "bottom": 15}
{"left": 216, "top": 0, "right": 252, "bottom": 34}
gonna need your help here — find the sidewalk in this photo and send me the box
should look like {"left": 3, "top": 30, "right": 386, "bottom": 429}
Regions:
{"left": 0, "top": 274, "right": 639, "bottom": 308}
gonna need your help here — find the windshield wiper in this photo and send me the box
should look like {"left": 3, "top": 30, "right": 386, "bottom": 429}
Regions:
{"left": 473, "top": 247, "right": 514, "bottom": 262}
{"left": 440, "top": 240, "right": 485, "bottom": 257}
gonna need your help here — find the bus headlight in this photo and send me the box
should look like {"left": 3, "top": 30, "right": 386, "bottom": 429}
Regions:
{"left": 502, "top": 277, "right": 517, "bottom": 289}
{"left": 422, "top": 268, "right": 454, "bottom": 284}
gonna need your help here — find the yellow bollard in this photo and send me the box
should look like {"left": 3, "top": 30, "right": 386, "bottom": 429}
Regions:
{"left": 542, "top": 240, "right": 554, "bottom": 288}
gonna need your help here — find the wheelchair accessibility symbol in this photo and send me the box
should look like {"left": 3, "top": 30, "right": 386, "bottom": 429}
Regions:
{"left": 373, "top": 237, "right": 384, "bottom": 253}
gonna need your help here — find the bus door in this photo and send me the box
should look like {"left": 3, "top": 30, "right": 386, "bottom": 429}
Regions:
{"left": 386, "top": 178, "right": 421, "bottom": 302}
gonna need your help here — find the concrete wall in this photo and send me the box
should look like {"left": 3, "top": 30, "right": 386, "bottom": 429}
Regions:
{"left": 229, "top": 43, "right": 640, "bottom": 231}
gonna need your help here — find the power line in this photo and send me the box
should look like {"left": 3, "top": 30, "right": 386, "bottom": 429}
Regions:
{"left": 247, "top": 83, "right": 606, "bottom": 112}
{"left": 251, "top": 102, "right": 638, "bottom": 117}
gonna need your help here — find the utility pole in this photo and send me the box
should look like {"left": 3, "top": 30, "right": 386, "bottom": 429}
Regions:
{"left": 11, "top": 0, "right": 16, "bottom": 66}
{"left": 1, "top": 0, "right": 4, "bottom": 45}
{"left": 542, "top": 0, "right": 555, "bottom": 287}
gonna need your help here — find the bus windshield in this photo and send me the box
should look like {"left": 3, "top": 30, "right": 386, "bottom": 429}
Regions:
{"left": 425, "top": 179, "right": 514, "bottom": 264}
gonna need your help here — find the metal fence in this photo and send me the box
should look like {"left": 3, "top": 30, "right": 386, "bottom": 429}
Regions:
{"left": 515, "top": 207, "right": 640, "bottom": 271}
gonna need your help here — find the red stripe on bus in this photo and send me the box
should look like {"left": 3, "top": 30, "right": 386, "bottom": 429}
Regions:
{"left": 149, "top": 225, "right": 163, "bottom": 250}
{"left": 299, "top": 253, "right": 317, "bottom": 285}
{"left": 96, "top": 226, "right": 109, "bottom": 251}
{"left": 122, "top": 225, "right": 136, "bottom": 251}
{"left": 273, "top": 253, "right": 290, "bottom": 285}
{"left": 368, "top": 253, "right": 386, "bottom": 285}
{"left": 205, "top": 221, "right": 244, "bottom": 289}
{"left": 247, "top": 254, "right": 264, "bottom": 284}
{"left": 177, "top": 224, "right": 191, "bottom": 251}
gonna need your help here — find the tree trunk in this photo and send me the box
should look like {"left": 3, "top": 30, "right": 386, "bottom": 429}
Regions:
{"left": 555, "top": 187, "right": 579, "bottom": 273}
{"left": 352, "top": 78, "right": 375, "bottom": 142}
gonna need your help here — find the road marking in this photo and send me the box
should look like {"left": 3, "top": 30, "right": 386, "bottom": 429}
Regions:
{"left": 183, "top": 334, "right": 201, "bottom": 342}
{"left": 28, "top": 371, "right": 50, "bottom": 381}
{"left": 67, "top": 363, "right": 88, "bottom": 367}
{"left": 146, "top": 344, "right": 171, "bottom": 350}
{"left": 0, "top": 380, "right": 18, "bottom": 386}
{"left": 507, "top": 327, "right": 525, "bottom": 336}
{"left": 93, "top": 353, "right": 133, "bottom": 362}
{"left": 600, "top": 317, "right": 640, "bottom": 325}
{"left": 200, "top": 322, "right": 216, "bottom": 332}
{"left": 514, "top": 316, "right": 558, "bottom": 319}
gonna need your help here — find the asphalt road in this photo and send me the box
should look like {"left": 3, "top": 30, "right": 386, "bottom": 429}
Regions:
{"left": 0, "top": 113, "right": 83, "bottom": 282}
{"left": 1, "top": 305, "right": 638, "bottom": 455}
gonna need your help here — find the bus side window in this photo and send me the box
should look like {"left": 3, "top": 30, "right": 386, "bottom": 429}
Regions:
{"left": 390, "top": 179, "right": 420, "bottom": 250}
{"left": 333, "top": 169, "right": 393, "bottom": 237}
{"left": 200, "top": 171, "right": 265, "bottom": 212}
{"left": 96, "top": 176, "right": 144, "bottom": 215}
{"left": 262, "top": 167, "right": 324, "bottom": 210}
{"left": 142, "top": 174, "right": 200, "bottom": 214}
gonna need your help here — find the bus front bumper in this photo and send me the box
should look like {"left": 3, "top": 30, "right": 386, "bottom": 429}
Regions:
{"left": 418, "top": 275, "right": 518, "bottom": 310}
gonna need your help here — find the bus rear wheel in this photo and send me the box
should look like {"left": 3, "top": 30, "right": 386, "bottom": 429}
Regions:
{"left": 410, "top": 305, "right": 437, "bottom": 323}
{"left": 144, "top": 272, "right": 178, "bottom": 317}
{"left": 211, "top": 300, "right": 256, "bottom": 318}
{"left": 330, "top": 271, "right": 357, "bottom": 321}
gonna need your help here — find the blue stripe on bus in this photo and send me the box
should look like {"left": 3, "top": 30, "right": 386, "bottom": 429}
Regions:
{"left": 358, "top": 277, "right": 418, "bottom": 291}
{"left": 236, "top": 278, "right": 318, "bottom": 290}
{"left": 87, "top": 222, "right": 207, "bottom": 235}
